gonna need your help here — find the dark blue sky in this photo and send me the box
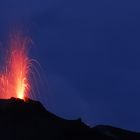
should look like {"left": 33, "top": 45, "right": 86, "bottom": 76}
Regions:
{"left": 0, "top": 0, "right": 140, "bottom": 131}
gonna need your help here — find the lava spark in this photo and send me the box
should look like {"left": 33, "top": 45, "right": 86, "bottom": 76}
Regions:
{"left": 0, "top": 33, "right": 31, "bottom": 100}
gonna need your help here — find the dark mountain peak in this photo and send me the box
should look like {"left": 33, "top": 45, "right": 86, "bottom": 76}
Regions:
{"left": 0, "top": 97, "right": 85, "bottom": 126}
{"left": 0, "top": 98, "right": 140, "bottom": 140}
{"left": 0, "top": 97, "right": 47, "bottom": 116}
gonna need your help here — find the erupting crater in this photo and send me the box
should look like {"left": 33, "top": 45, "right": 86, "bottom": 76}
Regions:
{"left": 0, "top": 33, "right": 31, "bottom": 101}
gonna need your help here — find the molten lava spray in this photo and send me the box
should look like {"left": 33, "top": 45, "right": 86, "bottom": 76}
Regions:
{"left": 0, "top": 33, "right": 31, "bottom": 100}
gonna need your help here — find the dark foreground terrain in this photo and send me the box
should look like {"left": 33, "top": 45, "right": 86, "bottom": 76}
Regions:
{"left": 0, "top": 98, "right": 139, "bottom": 140}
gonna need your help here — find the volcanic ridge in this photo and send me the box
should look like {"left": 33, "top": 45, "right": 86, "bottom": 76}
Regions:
{"left": 0, "top": 98, "right": 140, "bottom": 140}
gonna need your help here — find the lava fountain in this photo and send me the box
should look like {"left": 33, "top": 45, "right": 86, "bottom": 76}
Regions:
{"left": 0, "top": 33, "right": 31, "bottom": 100}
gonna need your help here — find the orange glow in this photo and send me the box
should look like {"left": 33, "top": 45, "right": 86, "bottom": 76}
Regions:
{"left": 0, "top": 33, "right": 31, "bottom": 100}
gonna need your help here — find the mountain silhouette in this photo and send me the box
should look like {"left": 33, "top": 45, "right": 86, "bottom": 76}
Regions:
{"left": 0, "top": 97, "right": 139, "bottom": 140}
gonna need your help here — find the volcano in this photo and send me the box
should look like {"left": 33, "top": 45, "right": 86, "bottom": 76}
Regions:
{"left": 0, "top": 98, "right": 139, "bottom": 140}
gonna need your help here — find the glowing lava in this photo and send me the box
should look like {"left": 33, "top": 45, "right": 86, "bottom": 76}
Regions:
{"left": 0, "top": 33, "right": 31, "bottom": 100}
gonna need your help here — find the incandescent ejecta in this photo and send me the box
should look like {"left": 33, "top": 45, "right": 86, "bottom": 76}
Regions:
{"left": 0, "top": 33, "right": 32, "bottom": 100}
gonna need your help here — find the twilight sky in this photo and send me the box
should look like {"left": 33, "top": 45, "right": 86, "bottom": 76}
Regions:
{"left": 0, "top": 0, "right": 140, "bottom": 131}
